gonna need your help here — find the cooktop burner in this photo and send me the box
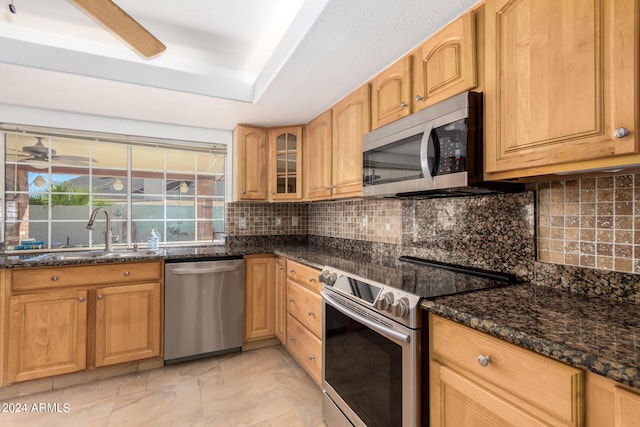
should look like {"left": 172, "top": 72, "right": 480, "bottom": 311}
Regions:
{"left": 319, "top": 256, "right": 514, "bottom": 328}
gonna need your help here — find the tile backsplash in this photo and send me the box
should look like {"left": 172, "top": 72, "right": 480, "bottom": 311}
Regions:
{"left": 536, "top": 175, "right": 640, "bottom": 274}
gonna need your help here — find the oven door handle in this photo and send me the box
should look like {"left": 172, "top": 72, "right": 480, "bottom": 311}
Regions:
{"left": 321, "top": 290, "right": 411, "bottom": 343}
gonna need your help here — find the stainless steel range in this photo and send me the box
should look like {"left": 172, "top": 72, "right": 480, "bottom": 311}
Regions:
{"left": 319, "top": 256, "right": 514, "bottom": 427}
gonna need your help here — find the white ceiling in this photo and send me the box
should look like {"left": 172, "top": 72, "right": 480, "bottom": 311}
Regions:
{"left": 0, "top": 0, "right": 477, "bottom": 132}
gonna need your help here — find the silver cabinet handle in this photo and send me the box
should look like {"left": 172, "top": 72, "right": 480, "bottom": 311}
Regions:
{"left": 308, "top": 355, "right": 316, "bottom": 361}
{"left": 614, "top": 127, "right": 629, "bottom": 138}
{"left": 415, "top": 95, "right": 423, "bottom": 102}
{"left": 78, "top": 296, "right": 85, "bottom": 302}
{"left": 271, "top": 191, "right": 276, "bottom": 195}
{"left": 307, "top": 311, "right": 314, "bottom": 316}
{"left": 309, "top": 277, "right": 316, "bottom": 283}
{"left": 123, "top": 271, "right": 129, "bottom": 276}
{"left": 289, "top": 336, "right": 296, "bottom": 343}
{"left": 97, "top": 295, "right": 103, "bottom": 300}
{"left": 289, "top": 298, "right": 295, "bottom": 303}
{"left": 289, "top": 269, "right": 295, "bottom": 273}
{"left": 477, "top": 355, "right": 491, "bottom": 367}
{"left": 51, "top": 276, "right": 58, "bottom": 282}
{"left": 242, "top": 191, "right": 246, "bottom": 195}
{"left": 279, "top": 266, "right": 284, "bottom": 271}
{"left": 400, "top": 101, "right": 408, "bottom": 109}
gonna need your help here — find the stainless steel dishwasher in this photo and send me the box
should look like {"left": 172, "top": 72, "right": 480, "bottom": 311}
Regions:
{"left": 164, "top": 257, "right": 244, "bottom": 364}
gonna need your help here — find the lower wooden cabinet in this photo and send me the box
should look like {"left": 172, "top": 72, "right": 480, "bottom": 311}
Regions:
{"left": 5, "top": 262, "right": 163, "bottom": 384}
{"left": 586, "top": 371, "right": 640, "bottom": 426}
{"left": 244, "top": 255, "right": 276, "bottom": 342}
{"left": 274, "top": 257, "right": 287, "bottom": 346}
{"left": 95, "top": 282, "right": 161, "bottom": 367}
{"left": 286, "top": 313, "right": 322, "bottom": 385}
{"left": 429, "top": 314, "right": 584, "bottom": 427}
{"left": 7, "top": 289, "right": 88, "bottom": 383}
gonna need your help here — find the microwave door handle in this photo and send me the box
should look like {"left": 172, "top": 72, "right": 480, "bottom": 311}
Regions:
{"left": 420, "top": 124, "right": 434, "bottom": 178}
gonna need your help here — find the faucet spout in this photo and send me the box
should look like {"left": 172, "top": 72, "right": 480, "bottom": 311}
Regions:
{"left": 86, "top": 207, "right": 112, "bottom": 252}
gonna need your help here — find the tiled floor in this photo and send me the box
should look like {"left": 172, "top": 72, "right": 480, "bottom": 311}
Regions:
{"left": 0, "top": 346, "right": 326, "bottom": 427}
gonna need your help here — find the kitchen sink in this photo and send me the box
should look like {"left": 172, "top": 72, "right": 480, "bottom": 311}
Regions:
{"left": 24, "top": 249, "right": 160, "bottom": 262}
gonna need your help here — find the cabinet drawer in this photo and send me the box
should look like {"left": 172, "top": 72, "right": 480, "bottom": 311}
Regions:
{"left": 11, "top": 262, "right": 163, "bottom": 292}
{"left": 286, "top": 260, "right": 321, "bottom": 293}
{"left": 287, "top": 313, "right": 322, "bottom": 385}
{"left": 286, "top": 279, "right": 322, "bottom": 338}
{"left": 430, "top": 315, "right": 583, "bottom": 426}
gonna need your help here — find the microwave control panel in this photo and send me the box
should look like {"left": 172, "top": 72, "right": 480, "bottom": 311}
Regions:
{"left": 433, "top": 119, "right": 467, "bottom": 176}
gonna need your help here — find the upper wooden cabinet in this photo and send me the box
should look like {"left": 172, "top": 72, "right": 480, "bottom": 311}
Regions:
{"left": 304, "top": 84, "right": 369, "bottom": 200}
{"left": 412, "top": 10, "right": 477, "bottom": 112}
{"left": 233, "top": 125, "right": 268, "bottom": 201}
{"left": 370, "top": 56, "right": 412, "bottom": 130}
{"left": 269, "top": 126, "right": 303, "bottom": 201}
{"left": 304, "top": 110, "right": 333, "bottom": 199}
{"left": 332, "top": 84, "right": 370, "bottom": 198}
{"left": 484, "top": 0, "right": 639, "bottom": 178}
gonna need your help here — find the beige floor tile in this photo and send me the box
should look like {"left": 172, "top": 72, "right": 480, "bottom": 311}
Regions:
{"left": 0, "top": 347, "right": 323, "bottom": 427}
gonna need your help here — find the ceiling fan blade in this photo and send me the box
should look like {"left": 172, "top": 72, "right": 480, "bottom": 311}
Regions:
{"left": 68, "top": 0, "right": 166, "bottom": 58}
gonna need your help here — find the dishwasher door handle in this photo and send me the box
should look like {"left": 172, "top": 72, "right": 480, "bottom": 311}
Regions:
{"left": 169, "top": 265, "right": 242, "bottom": 275}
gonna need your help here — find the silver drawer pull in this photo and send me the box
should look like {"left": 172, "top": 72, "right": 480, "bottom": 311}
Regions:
{"left": 289, "top": 298, "right": 295, "bottom": 303}
{"left": 289, "top": 336, "right": 296, "bottom": 343}
{"left": 308, "top": 355, "right": 315, "bottom": 361}
{"left": 289, "top": 269, "right": 295, "bottom": 274}
{"left": 78, "top": 296, "right": 85, "bottom": 302}
{"left": 97, "top": 295, "right": 103, "bottom": 300}
{"left": 477, "top": 355, "right": 491, "bottom": 367}
{"left": 51, "top": 276, "right": 58, "bottom": 282}
{"left": 124, "top": 271, "right": 129, "bottom": 276}
{"left": 309, "top": 277, "right": 316, "bottom": 282}
{"left": 307, "top": 311, "right": 314, "bottom": 316}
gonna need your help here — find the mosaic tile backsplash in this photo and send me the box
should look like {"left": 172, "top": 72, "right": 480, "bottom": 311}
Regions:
{"left": 536, "top": 175, "right": 640, "bottom": 274}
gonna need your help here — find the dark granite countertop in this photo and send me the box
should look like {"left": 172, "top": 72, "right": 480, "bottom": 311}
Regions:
{"left": 423, "top": 284, "right": 640, "bottom": 390}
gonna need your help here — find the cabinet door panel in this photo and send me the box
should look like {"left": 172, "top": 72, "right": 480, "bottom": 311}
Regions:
{"left": 485, "top": 0, "right": 638, "bottom": 174}
{"left": 95, "top": 282, "right": 161, "bottom": 367}
{"left": 332, "top": 84, "right": 370, "bottom": 197}
{"left": 269, "top": 126, "right": 302, "bottom": 200}
{"left": 371, "top": 57, "right": 411, "bottom": 129}
{"left": 234, "top": 125, "right": 267, "bottom": 200}
{"left": 431, "top": 361, "right": 546, "bottom": 427}
{"left": 413, "top": 11, "right": 477, "bottom": 111}
{"left": 305, "top": 110, "right": 333, "bottom": 199}
{"left": 275, "top": 258, "right": 287, "bottom": 345}
{"left": 244, "top": 256, "right": 276, "bottom": 342}
{"left": 7, "top": 290, "right": 87, "bottom": 383}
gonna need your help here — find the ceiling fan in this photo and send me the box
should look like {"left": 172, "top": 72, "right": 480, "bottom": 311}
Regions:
{"left": 68, "top": 0, "right": 166, "bottom": 58}
{"left": 14, "top": 137, "right": 96, "bottom": 166}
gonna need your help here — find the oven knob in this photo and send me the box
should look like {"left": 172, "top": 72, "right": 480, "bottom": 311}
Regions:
{"left": 319, "top": 269, "right": 337, "bottom": 286}
{"left": 375, "top": 292, "right": 394, "bottom": 311}
{"left": 392, "top": 297, "right": 410, "bottom": 318}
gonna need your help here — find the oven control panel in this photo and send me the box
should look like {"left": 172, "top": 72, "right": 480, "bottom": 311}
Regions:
{"left": 319, "top": 266, "right": 422, "bottom": 327}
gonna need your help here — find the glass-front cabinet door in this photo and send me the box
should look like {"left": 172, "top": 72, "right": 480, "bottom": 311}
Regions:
{"left": 269, "top": 126, "right": 302, "bottom": 200}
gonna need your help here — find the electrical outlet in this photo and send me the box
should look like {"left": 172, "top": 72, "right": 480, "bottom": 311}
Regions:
{"left": 275, "top": 217, "right": 283, "bottom": 228}
{"left": 292, "top": 216, "right": 298, "bottom": 227}
{"left": 362, "top": 215, "right": 368, "bottom": 230}
{"left": 239, "top": 217, "right": 247, "bottom": 230}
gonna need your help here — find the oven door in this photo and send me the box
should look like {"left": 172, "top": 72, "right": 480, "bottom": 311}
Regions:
{"left": 321, "top": 289, "right": 420, "bottom": 427}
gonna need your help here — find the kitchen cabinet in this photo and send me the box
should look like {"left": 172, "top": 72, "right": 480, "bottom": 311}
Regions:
{"left": 412, "top": 10, "right": 477, "bottom": 112}
{"left": 243, "top": 255, "right": 276, "bottom": 342}
{"left": 585, "top": 371, "right": 640, "bottom": 426}
{"left": 304, "top": 84, "right": 369, "bottom": 200}
{"left": 5, "top": 261, "right": 163, "bottom": 384}
{"left": 429, "top": 314, "right": 584, "bottom": 426}
{"left": 269, "top": 126, "right": 303, "bottom": 200}
{"left": 233, "top": 125, "right": 268, "bottom": 201}
{"left": 304, "top": 110, "right": 333, "bottom": 199}
{"left": 95, "top": 282, "right": 161, "bottom": 367}
{"left": 370, "top": 56, "right": 412, "bottom": 130}
{"left": 284, "top": 259, "right": 322, "bottom": 385}
{"left": 484, "top": 0, "right": 639, "bottom": 179}
{"left": 274, "top": 257, "right": 287, "bottom": 346}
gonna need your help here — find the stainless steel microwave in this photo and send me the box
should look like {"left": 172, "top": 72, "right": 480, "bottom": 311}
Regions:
{"left": 362, "top": 91, "right": 484, "bottom": 197}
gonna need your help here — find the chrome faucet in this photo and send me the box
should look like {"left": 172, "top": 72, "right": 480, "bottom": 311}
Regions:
{"left": 86, "top": 207, "right": 112, "bottom": 252}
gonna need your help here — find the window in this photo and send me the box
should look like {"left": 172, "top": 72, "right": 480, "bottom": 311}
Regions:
{"left": 2, "top": 131, "right": 226, "bottom": 251}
